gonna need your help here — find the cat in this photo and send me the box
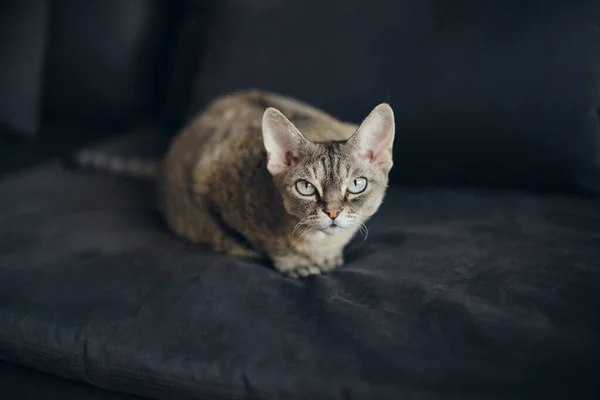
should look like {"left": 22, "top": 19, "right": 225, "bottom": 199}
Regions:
{"left": 76, "top": 90, "right": 395, "bottom": 278}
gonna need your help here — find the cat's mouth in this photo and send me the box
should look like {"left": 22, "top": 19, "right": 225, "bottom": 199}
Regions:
{"left": 322, "top": 223, "right": 342, "bottom": 235}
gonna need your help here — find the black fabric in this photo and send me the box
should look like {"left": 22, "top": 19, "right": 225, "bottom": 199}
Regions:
{"left": 41, "top": 0, "right": 177, "bottom": 127}
{"left": 0, "top": 359, "right": 145, "bottom": 400}
{"left": 0, "top": 0, "right": 48, "bottom": 137}
{"left": 162, "top": 0, "right": 215, "bottom": 134}
{"left": 0, "top": 1, "right": 183, "bottom": 137}
{"left": 191, "top": 0, "right": 600, "bottom": 192}
{"left": 1, "top": 134, "right": 599, "bottom": 399}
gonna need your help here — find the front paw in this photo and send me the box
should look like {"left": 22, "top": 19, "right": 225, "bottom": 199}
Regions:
{"left": 283, "top": 254, "right": 344, "bottom": 278}
{"left": 284, "top": 265, "right": 324, "bottom": 279}
{"left": 273, "top": 255, "right": 322, "bottom": 279}
{"left": 273, "top": 252, "right": 344, "bottom": 279}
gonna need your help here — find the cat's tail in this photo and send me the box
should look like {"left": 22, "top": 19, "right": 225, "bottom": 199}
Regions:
{"left": 69, "top": 150, "right": 159, "bottom": 181}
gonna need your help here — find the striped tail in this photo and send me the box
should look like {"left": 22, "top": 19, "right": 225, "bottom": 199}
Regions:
{"left": 73, "top": 150, "right": 159, "bottom": 181}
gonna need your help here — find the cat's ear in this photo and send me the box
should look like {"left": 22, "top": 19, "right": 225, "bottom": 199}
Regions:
{"left": 262, "top": 107, "right": 310, "bottom": 175}
{"left": 348, "top": 103, "right": 395, "bottom": 172}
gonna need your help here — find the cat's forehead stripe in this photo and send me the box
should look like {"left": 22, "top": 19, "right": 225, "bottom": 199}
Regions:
{"left": 319, "top": 143, "right": 347, "bottom": 185}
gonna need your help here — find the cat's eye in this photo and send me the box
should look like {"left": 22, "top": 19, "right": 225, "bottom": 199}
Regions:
{"left": 295, "top": 179, "right": 317, "bottom": 196}
{"left": 347, "top": 177, "right": 367, "bottom": 194}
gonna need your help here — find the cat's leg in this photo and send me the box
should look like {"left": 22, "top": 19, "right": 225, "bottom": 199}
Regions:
{"left": 165, "top": 202, "right": 260, "bottom": 259}
{"left": 214, "top": 235, "right": 261, "bottom": 259}
{"left": 199, "top": 217, "right": 261, "bottom": 259}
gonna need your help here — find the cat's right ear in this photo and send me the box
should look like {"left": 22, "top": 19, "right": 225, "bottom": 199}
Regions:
{"left": 348, "top": 103, "right": 395, "bottom": 173}
{"left": 262, "top": 107, "right": 309, "bottom": 175}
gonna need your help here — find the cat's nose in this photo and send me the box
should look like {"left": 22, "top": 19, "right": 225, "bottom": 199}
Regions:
{"left": 323, "top": 209, "right": 341, "bottom": 220}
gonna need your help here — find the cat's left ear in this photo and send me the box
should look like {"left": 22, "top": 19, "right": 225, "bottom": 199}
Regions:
{"left": 348, "top": 103, "right": 395, "bottom": 172}
{"left": 262, "top": 107, "right": 311, "bottom": 175}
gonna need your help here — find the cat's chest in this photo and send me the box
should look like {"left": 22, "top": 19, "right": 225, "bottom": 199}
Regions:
{"left": 292, "top": 228, "right": 356, "bottom": 253}
{"left": 302, "top": 231, "right": 327, "bottom": 243}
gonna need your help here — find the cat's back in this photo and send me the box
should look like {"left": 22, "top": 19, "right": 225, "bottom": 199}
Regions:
{"left": 167, "top": 91, "right": 266, "bottom": 169}
{"left": 161, "top": 90, "right": 357, "bottom": 178}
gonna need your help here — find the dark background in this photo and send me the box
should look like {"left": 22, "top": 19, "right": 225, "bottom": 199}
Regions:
{"left": 1, "top": 0, "right": 599, "bottom": 192}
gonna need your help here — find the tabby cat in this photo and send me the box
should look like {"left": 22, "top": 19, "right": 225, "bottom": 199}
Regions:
{"left": 77, "top": 91, "right": 395, "bottom": 277}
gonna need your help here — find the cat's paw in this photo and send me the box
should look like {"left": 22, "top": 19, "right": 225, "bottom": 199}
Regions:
{"left": 285, "top": 253, "right": 344, "bottom": 278}
{"left": 284, "top": 265, "right": 324, "bottom": 279}
{"left": 273, "top": 252, "right": 343, "bottom": 278}
{"left": 273, "top": 255, "right": 322, "bottom": 278}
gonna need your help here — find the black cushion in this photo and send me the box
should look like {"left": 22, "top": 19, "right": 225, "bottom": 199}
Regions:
{"left": 0, "top": 1, "right": 48, "bottom": 137}
{"left": 0, "top": 1, "right": 182, "bottom": 137}
{"left": 0, "top": 359, "right": 144, "bottom": 400}
{"left": 1, "top": 131, "right": 599, "bottom": 399}
{"left": 42, "top": 0, "right": 176, "bottom": 127}
{"left": 190, "top": 0, "right": 600, "bottom": 192}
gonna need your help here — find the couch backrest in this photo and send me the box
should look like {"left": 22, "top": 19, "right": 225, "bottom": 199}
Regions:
{"left": 0, "top": 0, "right": 193, "bottom": 138}
{"left": 189, "top": 0, "right": 600, "bottom": 192}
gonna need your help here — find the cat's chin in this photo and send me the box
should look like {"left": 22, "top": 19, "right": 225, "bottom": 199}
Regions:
{"left": 321, "top": 225, "right": 344, "bottom": 236}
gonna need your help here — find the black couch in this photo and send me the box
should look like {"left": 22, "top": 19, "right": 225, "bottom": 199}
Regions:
{"left": 1, "top": 1, "right": 599, "bottom": 399}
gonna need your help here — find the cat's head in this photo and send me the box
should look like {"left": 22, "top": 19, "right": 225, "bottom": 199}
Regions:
{"left": 262, "top": 103, "right": 395, "bottom": 236}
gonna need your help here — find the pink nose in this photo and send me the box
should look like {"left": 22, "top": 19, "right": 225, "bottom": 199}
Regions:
{"left": 324, "top": 209, "right": 341, "bottom": 219}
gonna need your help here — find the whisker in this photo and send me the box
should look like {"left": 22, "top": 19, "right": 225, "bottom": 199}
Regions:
{"left": 359, "top": 222, "right": 369, "bottom": 242}
{"left": 298, "top": 225, "right": 316, "bottom": 241}
{"left": 292, "top": 220, "right": 307, "bottom": 236}
{"left": 348, "top": 216, "right": 369, "bottom": 242}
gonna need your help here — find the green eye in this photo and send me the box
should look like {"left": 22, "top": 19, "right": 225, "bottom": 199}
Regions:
{"left": 347, "top": 177, "right": 367, "bottom": 194}
{"left": 296, "top": 179, "right": 317, "bottom": 196}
